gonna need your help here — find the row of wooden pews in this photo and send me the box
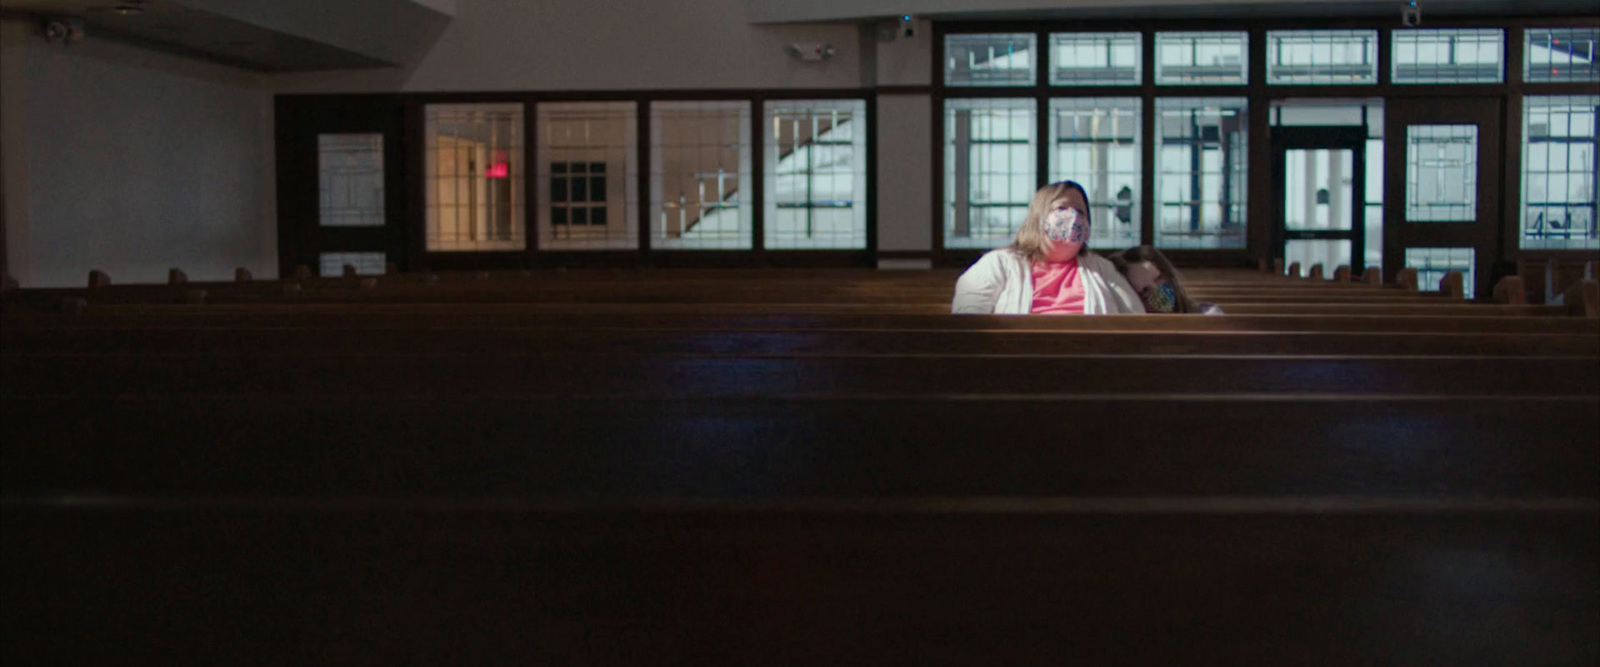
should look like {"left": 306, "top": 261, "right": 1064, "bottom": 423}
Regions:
{"left": 2, "top": 260, "right": 1597, "bottom": 664}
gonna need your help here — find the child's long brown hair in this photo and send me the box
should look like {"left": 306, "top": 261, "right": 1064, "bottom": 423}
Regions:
{"left": 1107, "top": 245, "right": 1202, "bottom": 314}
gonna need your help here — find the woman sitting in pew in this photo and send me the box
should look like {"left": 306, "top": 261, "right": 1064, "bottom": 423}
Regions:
{"left": 1106, "top": 246, "right": 1225, "bottom": 315}
{"left": 951, "top": 181, "right": 1145, "bottom": 315}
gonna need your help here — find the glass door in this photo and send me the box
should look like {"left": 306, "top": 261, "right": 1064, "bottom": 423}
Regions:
{"left": 1272, "top": 126, "right": 1368, "bottom": 276}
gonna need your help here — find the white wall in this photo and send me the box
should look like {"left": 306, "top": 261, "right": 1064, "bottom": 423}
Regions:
{"left": 876, "top": 95, "right": 933, "bottom": 256}
{"left": 876, "top": 18, "right": 933, "bottom": 86}
{"left": 271, "top": 0, "right": 862, "bottom": 93}
{"left": 0, "top": 20, "right": 277, "bottom": 287}
{"left": 0, "top": 0, "right": 922, "bottom": 285}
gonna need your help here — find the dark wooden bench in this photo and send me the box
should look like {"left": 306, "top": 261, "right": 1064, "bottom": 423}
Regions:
{"left": 1519, "top": 256, "right": 1598, "bottom": 304}
{"left": 4, "top": 267, "right": 1595, "bottom": 665}
{"left": 8, "top": 352, "right": 1596, "bottom": 397}
{"left": 0, "top": 266, "right": 1495, "bottom": 311}
{"left": 8, "top": 306, "right": 1595, "bottom": 333}
{"left": 7, "top": 326, "right": 1597, "bottom": 357}
{"left": 4, "top": 395, "right": 1595, "bottom": 498}
{"left": 6, "top": 501, "right": 1593, "bottom": 664}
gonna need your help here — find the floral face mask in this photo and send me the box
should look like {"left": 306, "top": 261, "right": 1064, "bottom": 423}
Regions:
{"left": 1042, "top": 207, "right": 1090, "bottom": 245}
{"left": 1141, "top": 281, "right": 1178, "bottom": 313}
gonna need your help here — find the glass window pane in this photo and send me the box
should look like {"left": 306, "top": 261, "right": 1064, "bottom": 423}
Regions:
{"left": 1048, "top": 98, "right": 1141, "bottom": 248}
{"left": 424, "top": 104, "right": 524, "bottom": 251}
{"left": 318, "top": 252, "right": 386, "bottom": 277}
{"left": 1406, "top": 124, "right": 1478, "bottom": 222}
{"left": 650, "top": 101, "right": 753, "bottom": 250}
{"left": 1405, "top": 247, "right": 1475, "bottom": 293}
{"left": 1285, "top": 239, "right": 1352, "bottom": 278}
{"left": 763, "top": 99, "right": 868, "bottom": 250}
{"left": 1267, "top": 30, "right": 1378, "bottom": 84}
{"left": 945, "top": 98, "right": 1036, "bottom": 250}
{"left": 1156, "top": 32, "right": 1248, "bottom": 85}
{"left": 1274, "top": 103, "right": 1365, "bottom": 126}
{"left": 1284, "top": 149, "right": 1355, "bottom": 231}
{"left": 946, "top": 34, "right": 1037, "bottom": 87}
{"left": 1155, "top": 97, "right": 1248, "bottom": 249}
{"left": 318, "top": 133, "right": 385, "bottom": 228}
{"left": 1521, "top": 95, "right": 1600, "bottom": 250}
{"left": 1393, "top": 29, "right": 1504, "bottom": 84}
{"left": 1049, "top": 33, "right": 1141, "bottom": 86}
{"left": 571, "top": 174, "right": 588, "bottom": 202}
{"left": 538, "top": 102, "right": 638, "bottom": 250}
{"left": 1525, "top": 28, "right": 1600, "bottom": 83}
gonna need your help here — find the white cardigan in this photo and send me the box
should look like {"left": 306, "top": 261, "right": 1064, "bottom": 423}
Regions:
{"left": 952, "top": 249, "right": 1147, "bottom": 315}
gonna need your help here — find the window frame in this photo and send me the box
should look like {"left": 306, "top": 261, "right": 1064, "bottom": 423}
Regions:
{"left": 933, "top": 14, "right": 1599, "bottom": 269}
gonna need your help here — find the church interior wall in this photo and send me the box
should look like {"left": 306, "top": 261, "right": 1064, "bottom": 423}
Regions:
{"left": 0, "top": 18, "right": 278, "bottom": 287}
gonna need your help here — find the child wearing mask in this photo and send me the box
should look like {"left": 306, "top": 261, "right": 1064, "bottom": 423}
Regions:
{"left": 1107, "top": 245, "right": 1225, "bottom": 315}
{"left": 952, "top": 181, "right": 1145, "bottom": 315}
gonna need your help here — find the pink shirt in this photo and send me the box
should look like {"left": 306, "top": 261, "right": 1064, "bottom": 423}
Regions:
{"left": 1030, "top": 257, "right": 1086, "bottom": 314}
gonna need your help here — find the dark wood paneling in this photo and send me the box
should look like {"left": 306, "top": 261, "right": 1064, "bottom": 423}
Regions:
{"left": 1384, "top": 97, "right": 1505, "bottom": 295}
{"left": 274, "top": 96, "right": 408, "bottom": 276}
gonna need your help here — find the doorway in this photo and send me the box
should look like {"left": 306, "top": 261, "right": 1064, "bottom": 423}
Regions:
{"left": 1272, "top": 126, "right": 1368, "bottom": 276}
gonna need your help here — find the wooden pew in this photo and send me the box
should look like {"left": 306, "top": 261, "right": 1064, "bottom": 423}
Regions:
{"left": 1518, "top": 256, "right": 1600, "bottom": 305}
{"left": 6, "top": 502, "right": 1594, "bottom": 664}
{"left": 0, "top": 264, "right": 1563, "bottom": 310}
{"left": 4, "top": 267, "right": 1596, "bottom": 664}
{"left": 1214, "top": 303, "right": 1564, "bottom": 316}
{"left": 7, "top": 307, "right": 1596, "bottom": 334}
{"left": 8, "top": 353, "right": 1594, "bottom": 398}
{"left": 2, "top": 266, "right": 1484, "bottom": 315}
{"left": 4, "top": 395, "right": 1595, "bottom": 498}
{"left": 1494, "top": 276, "right": 1526, "bottom": 304}
{"left": 10, "top": 327, "right": 1596, "bottom": 357}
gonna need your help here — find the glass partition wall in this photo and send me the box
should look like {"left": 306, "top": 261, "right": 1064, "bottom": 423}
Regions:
{"left": 936, "top": 16, "right": 1599, "bottom": 292}
{"left": 280, "top": 16, "right": 1595, "bottom": 277}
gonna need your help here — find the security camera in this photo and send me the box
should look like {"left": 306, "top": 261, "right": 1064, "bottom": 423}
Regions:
{"left": 42, "top": 17, "right": 85, "bottom": 44}
{"left": 900, "top": 14, "right": 917, "bottom": 39}
{"left": 1401, "top": 1, "right": 1422, "bottom": 27}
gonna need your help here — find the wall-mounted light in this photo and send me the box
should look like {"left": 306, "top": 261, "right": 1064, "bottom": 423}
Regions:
{"left": 785, "top": 42, "right": 836, "bottom": 62}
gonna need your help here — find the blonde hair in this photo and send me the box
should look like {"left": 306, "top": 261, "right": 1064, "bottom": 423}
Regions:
{"left": 1009, "top": 181, "right": 1092, "bottom": 264}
